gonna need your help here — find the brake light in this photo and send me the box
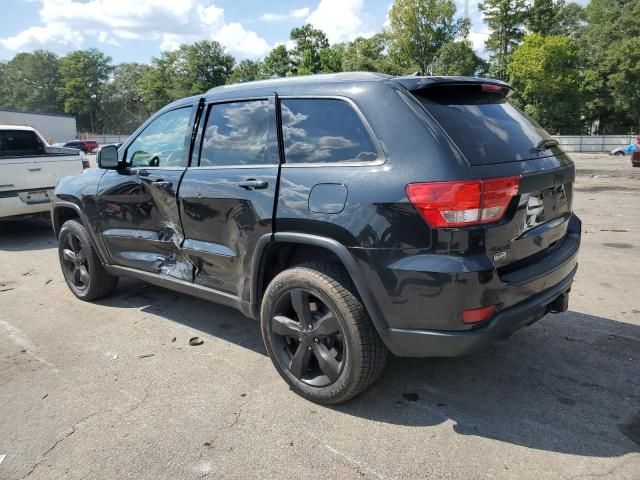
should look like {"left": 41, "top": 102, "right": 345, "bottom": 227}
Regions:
{"left": 406, "top": 176, "right": 520, "bottom": 228}
{"left": 463, "top": 305, "right": 497, "bottom": 323}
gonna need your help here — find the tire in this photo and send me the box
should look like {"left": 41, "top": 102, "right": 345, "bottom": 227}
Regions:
{"left": 261, "top": 261, "right": 387, "bottom": 404}
{"left": 614, "top": 151, "right": 624, "bottom": 156}
{"left": 58, "top": 220, "right": 118, "bottom": 301}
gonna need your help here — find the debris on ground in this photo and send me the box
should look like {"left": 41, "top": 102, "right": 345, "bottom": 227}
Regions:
{"left": 137, "top": 353, "right": 154, "bottom": 359}
{"left": 0, "top": 288, "right": 14, "bottom": 292}
{"left": 189, "top": 337, "right": 204, "bottom": 346}
{"left": 171, "top": 337, "right": 177, "bottom": 343}
{"left": 45, "top": 279, "right": 52, "bottom": 285}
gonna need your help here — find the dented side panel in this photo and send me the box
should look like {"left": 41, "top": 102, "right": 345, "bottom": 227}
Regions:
{"left": 96, "top": 167, "right": 195, "bottom": 281}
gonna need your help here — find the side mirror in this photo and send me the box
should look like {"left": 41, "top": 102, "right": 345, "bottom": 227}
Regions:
{"left": 98, "top": 145, "right": 120, "bottom": 169}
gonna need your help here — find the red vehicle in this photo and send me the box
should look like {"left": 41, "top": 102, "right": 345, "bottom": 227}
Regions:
{"left": 633, "top": 136, "right": 640, "bottom": 167}
{"left": 62, "top": 140, "right": 98, "bottom": 154}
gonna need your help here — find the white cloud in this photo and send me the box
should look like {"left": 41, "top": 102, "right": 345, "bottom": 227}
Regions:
{"left": 306, "top": 0, "right": 375, "bottom": 43}
{"left": 1, "top": 0, "right": 269, "bottom": 59}
{"left": 261, "top": 7, "right": 310, "bottom": 22}
{"left": 213, "top": 23, "right": 270, "bottom": 58}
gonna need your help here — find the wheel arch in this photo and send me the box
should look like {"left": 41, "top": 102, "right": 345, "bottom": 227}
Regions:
{"left": 251, "top": 232, "right": 388, "bottom": 332}
{"left": 52, "top": 201, "right": 110, "bottom": 265}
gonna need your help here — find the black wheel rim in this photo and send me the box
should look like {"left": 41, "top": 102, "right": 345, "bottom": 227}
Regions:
{"left": 60, "top": 232, "right": 90, "bottom": 291}
{"left": 271, "top": 288, "right": 345, "bottom": 387}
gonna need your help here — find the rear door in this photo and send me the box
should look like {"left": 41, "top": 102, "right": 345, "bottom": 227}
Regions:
{"left": 178, "top": 97, "right": 280, "bottom": 299}
{"left": 97, "top": 103, "right": 200, "bottom": 279}
{"left": 413, "top": 83, "right": 576, "bottom": 269}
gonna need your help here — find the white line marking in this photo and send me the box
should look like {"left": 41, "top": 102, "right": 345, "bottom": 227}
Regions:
{"left": 0, "top": 320, "right": 58, "bottom": 371}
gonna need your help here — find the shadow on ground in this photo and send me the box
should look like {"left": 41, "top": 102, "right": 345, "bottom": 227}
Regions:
{"left": 100, "top": 277, "right": 640, "bottom": 460}
{"left": 0, "top": 218, "right": 55, "bottom": 251}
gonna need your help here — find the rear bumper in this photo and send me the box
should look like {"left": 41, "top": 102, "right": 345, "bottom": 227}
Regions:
{"left": 379, "top": 264, "right": 576, "bottom": 357}
{"left": 0, "top": 190, "right": 53, "bottom": 219}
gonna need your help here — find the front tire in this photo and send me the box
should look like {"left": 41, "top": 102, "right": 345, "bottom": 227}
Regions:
{"left": 58, "top": 220, "right": 118, "bottom": 301}
{"left": 261, "top": 261, "right": 387, "bottom": 404}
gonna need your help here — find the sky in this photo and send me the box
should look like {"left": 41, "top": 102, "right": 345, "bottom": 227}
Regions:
{"left": 0, "top": 0, "right": 576, "bottom": 64}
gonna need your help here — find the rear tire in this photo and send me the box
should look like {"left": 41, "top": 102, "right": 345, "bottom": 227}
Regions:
{"left": 58, "top": 220, "right": 118, "bottom": 301}
{"left": 261, "top": 261, "right": 387, "bottom": 404}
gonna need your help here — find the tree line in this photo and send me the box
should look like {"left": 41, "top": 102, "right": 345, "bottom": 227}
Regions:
{"left": 0, "top": 0, "right": 638, "bottom": 135}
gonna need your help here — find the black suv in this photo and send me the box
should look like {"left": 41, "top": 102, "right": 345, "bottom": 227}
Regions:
{"left": 52, "top": 73, "right": 581, "bottom": 404}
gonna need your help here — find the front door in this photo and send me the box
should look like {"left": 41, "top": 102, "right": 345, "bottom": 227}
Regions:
{"left": 97, "top": 104, "right": 199, "bottom": 280}
{"left": 178, "top": 97, "right": 280, "bottom": 300}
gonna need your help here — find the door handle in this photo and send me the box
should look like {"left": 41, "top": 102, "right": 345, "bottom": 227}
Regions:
{"left": 152, "top": 180, "right": 173, "bottom": 189}
{"left": 238, "top": 179, "right": 268, "bottom": 190}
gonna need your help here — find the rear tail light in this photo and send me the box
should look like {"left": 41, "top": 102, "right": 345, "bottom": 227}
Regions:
{"left": 82, "top": 159, "right": 90, "bottom": 169}
{"left": 463, "top": 305, "right": 497, "bottom": 323}
{"left": 406, "top": 176, "right": 520, "bottom": 228}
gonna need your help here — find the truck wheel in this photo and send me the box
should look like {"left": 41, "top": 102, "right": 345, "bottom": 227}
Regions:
{"left": 58, "top": 220, "right": 118, "bottom": 301}
{"left": 261, "top": 261, "right": 387, "bottom": 404}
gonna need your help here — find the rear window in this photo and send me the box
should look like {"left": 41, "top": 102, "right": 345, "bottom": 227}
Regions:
{"left": 280, "top": 99, "right": 379, "bottom": 164}
{"left": 0, "top": 130, "right": 45, "bottom": 157}
{"left": 414, "top": 85, "right": 553, "bottom": 165}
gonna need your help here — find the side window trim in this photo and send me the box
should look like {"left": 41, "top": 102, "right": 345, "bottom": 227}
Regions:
{"left": 122, "top": 103, "right": 199, "bottom": 169}
{"left": 277, "top": 95, "right": 386, "bottom": 167}
{"left": 193, "top": 96, "right": 279, "bottom": 169}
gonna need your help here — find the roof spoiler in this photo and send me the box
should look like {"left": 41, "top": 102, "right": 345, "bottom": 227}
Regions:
{"left": 391, "top": 76, "right": 514, "bottom": 97}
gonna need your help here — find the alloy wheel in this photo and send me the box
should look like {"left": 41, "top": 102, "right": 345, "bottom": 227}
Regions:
{"left": 60, "top": 232, "right": 90, "bottom": 291}
{"left": 270, "top": 288, "right": 345, "bottom": 387}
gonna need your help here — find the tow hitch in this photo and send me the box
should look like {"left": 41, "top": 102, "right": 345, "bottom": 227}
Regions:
{"left": 548, "top": 292, "right": 570, "bottom": 313}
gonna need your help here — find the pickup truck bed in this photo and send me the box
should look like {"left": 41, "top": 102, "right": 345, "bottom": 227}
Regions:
{"left": 1, "top": 126, "right": 85, "bottom": 220}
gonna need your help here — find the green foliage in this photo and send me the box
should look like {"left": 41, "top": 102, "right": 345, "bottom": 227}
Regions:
{"left": 508, "top": 34, "right": 582, "bottom": 133}
{"left": 227, "top": 60, "right": 264, "bottom": 84}
{"left": 432, "top": 41, "right": 487, "bottom": 76}
{"left": 58, "top": 48, "right": 113, "bottom": 132}
{"left": 100, "top": 63, "right": 152, "bottom": 134}
{"left": 0, "top": 50, "right": 61, "bottom": 113}
{"left": 290, "top": 24, "right": 331, "bottom": 74}
{"left": 386, "top": 0, "right": 458, "bottom": 74}
{"left": 342, "top": 34, "right": 401, "bottom": 74}
{"left": 262, "top": 45, "right": 293, "bottom": 78}
{"left": 581, "top": 0, "right": 640, "bottom": 132}
{"left": 478, "top": 0, "right": 528, "bottom": 79}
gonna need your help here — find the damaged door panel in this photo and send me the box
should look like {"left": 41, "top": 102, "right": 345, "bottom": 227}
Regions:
{"left": 97, "top": 104, "right": 200, "bottom": 280}
{"left": 179, "top": 97, "right": 280, "bottom": 299}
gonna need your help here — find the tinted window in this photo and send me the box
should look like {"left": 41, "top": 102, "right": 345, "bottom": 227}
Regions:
{"left": 280, "top": 99, "right": 379, "bottom": 163}
{"left": 127, "top": 107, "right": 192, "bottom": 167}
{"left": 415, "top": 85, "right": 553, "bottom": 165}
{"left": 200, "top": 100, "right": 272, "bottom": 167}
{"left": 0, "top": 130, "right": 45, "bottom": 157}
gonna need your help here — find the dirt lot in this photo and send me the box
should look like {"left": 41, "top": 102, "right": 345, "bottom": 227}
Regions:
{"left": 0, "top": 153, "right": 638, "bottom": 479}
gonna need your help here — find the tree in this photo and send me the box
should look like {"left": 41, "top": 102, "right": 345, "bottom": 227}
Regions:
{"left": 227, "top": 59, "right": 264, "bottom": 84}
{"left": 342, "top": 34, "right": 400, "bottom": 74}
{"left": 605, "top": 38, "right": 640, "bottom": 131}
{"left": 478, "top": 0, "right": 528, "bottom": 79}
{"left": 262, "top": 45, "right": 293, "bottom": 78}
{"left": 555, "top": 2, "right": 587, "bottom": 38}
{"left": 100, "top": 63, "right": 152, "bottom": 134}
{"left": 0, "top": 50, "right": 61, "bottom": 113}
{"left": 318, "top": 44, "right": 344, "bottom": 73}
{"left": 139, "top": 40, "right": 234, "bottom": 112}
{"left": 581, "top": 0, "right": 640, "bottom": 132}
{"left": 507, "top": 34, "right": 582, "bottom": 133}
{"left": 432, "top": 41, "right": 487, "bottom": 76}
{"left": 527, "top": 0, "right": 559, "bottom": 35}
{"left": 58, "top": 48, "right": 113, "bottom": 132}
{"left": 289, "top": 24, "right": 331, "bottom": 74}
{"left": 386, "top": 0, "right": 458, "bottom": 74}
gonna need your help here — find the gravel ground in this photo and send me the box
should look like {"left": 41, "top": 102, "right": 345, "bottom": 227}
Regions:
{"left": 0, "top": 153, "right": 638, "bottom": 479}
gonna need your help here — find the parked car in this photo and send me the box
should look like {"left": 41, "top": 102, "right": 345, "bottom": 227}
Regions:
{"left": 610, "top": 146, "right": 626, "bottom": 155}
{"left": 52, "top": 73, "right": 581, "bottom": 404}
{"left": 63, "top": 139, "right": 98, "bottom": 154}
{"left": 91, "top": 143, "right": 122, "bottom": 155}
{"left": 0, "top": 125, "right": 87, "bottom": 220}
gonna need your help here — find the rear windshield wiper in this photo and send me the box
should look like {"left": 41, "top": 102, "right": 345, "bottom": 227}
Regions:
{"left": 536, "top": 138, "right": 559, "bottom": 152}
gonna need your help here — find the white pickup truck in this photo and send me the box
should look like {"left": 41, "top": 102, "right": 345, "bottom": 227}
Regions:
{"left": 0, "top": 125, "right": 87, "bottom": 220}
